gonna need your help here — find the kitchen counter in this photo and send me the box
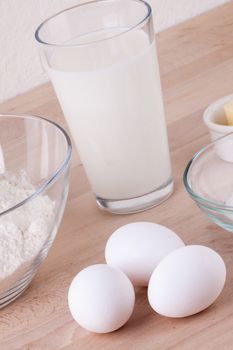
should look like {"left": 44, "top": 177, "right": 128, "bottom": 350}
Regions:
{"left": 1, "top": 2, "right": 233, "bottom": 349}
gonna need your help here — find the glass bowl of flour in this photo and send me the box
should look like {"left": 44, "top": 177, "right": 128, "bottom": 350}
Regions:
{"left": 0, "top": 113, "right": 72, "bottom": 307}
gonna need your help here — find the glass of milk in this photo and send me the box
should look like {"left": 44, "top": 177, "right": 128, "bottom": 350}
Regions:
{"left": 35, "top": 0, "right": 173, "bottom": 214}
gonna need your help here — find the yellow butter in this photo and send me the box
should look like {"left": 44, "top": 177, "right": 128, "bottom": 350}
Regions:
{"left": 224, "top": 99, "right": 233, "bottom": 125}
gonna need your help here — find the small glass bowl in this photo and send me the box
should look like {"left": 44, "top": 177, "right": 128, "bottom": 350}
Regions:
{"left": 183, "top": 133, "right": 233, "bottom": 233}
{"left": 0, "top": 113, "right": 72, "bottom": 308}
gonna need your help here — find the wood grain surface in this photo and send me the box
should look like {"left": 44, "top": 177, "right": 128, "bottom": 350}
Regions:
{"left": 1, "top": 2, "right": 233, "bottom": 349}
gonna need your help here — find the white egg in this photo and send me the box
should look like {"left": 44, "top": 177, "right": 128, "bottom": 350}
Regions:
{"left": 68, "top": 264, "right": 135, "bottom": 333}
{"left": 105, "top": 222, "right": 185, "bottom": 286}
{"left": 148, "top": 245, "right": 226, "bottom": 318}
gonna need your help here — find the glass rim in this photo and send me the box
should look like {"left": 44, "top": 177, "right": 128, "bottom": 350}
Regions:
{"left": 0, "top": 113, "right": 72, "bottom": 217}
{"left": 35, "top": 0, "right": 152, "bottom": 48}
{"left": 183, "top": 132, "right": 233, "bottom": 212}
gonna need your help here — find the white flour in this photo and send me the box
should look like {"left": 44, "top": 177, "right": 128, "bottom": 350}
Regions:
{"left": 0, "top": 172, "right": 54, "bottom": 293}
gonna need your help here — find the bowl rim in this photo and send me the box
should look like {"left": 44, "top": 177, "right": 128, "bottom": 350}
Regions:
{"left": 183, "top": 132, "right": 233, "bottom": 212}
{"left": 0, "top": 113, "right": 72, "bottom": 217}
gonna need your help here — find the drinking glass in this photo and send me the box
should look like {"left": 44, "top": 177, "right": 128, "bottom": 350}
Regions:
{"left": 35, "top": 0, "right": 173, "bottom": 214}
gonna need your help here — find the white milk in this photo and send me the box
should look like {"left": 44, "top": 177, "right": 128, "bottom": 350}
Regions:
{"left": 49, "top": 30, "right": 172, "bottom": 200}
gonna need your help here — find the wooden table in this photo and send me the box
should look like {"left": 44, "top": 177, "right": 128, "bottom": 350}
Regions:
{"left": 1, "top": 3, "right": 233, "bottom": 349}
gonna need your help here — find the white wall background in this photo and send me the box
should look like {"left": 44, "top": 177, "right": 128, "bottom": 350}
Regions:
{"left": 0, "top": 0, "right": 229, "bottom": 103}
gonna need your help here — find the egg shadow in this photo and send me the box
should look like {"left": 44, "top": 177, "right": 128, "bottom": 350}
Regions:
{"left": 125, "top": 287, "right": 158, "bottom": 331}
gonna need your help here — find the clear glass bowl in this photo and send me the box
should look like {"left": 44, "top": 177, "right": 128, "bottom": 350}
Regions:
{"left": 183, "top": 133, "right": 233, "bottom": 233}
{"left": 0, "top": 113, "right": 72, "bottom": 308}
